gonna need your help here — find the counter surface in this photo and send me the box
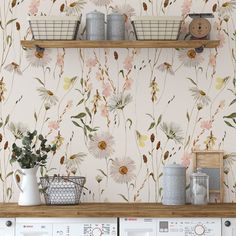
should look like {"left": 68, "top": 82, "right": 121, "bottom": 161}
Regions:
{"left": 0, "top": 203, "right": 236, "bottom": 218}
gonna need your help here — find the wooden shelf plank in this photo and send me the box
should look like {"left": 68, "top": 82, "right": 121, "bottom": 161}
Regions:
{"left": 1, "top": 203, "right": 236, "bottom": 217}
{"left": 21, "top": 40, "right": 220, "bottom": 49}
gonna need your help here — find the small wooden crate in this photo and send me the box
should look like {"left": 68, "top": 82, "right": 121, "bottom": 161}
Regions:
{"left": 192, "top": 150, "right": 224, "bottom": 203}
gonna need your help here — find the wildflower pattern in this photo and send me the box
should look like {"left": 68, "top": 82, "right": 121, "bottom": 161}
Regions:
{"left": 0, "top": 0, "right": 236, "bottom": 203}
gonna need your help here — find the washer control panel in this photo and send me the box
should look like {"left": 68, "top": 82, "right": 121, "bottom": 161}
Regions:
{"left": 53, "top": 221, "right": 117, "bottom": 236}
{"left": 157, "top": 218, "right": 221, "bottom": 236}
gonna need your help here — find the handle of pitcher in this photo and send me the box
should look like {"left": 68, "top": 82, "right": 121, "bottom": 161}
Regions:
{"left": 13, "top": 169, "right": 25, "bottom": 193}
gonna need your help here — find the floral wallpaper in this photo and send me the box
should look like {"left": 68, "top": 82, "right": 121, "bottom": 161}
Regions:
{"left": 0, "top": 0, "right": 236, "bottom": 203}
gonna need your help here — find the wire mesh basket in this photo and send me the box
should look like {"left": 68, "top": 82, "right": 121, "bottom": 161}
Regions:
{"left": 131, "top": 16, "right": 183, "bottom": 40}
{"left": 40, "top": 176, "right": 86, "bottom": 205}
{"left": 29, "top": 16, "right": 81, "bottom": 40}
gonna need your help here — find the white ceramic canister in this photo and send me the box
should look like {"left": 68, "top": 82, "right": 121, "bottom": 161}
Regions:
{"left": 190, "top": 169, "right": 209, "bottom": 205}
{"left": 86, "top": 10, "right": 105, "bottom": 40}
{"left": 162, "top": 164, "right": 186, "bottom": 205}
{"left": 107, "top": 12, "right": 125, "bottom": 40}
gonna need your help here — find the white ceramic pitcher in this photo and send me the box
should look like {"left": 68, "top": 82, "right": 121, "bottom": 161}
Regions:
{"left": 14, "top": 166, "right": 41, "bottom": 206}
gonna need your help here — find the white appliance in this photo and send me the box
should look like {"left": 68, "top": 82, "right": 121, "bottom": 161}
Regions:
{"left": 16, "top": 218, "right": 117, "bottom": 236}
{"left": 0, "top": 218, "right": 15, "bottom": 236}
{"left": 120, "top": 217, "right": 221, "bottom": 236}
{"left": 222, "top": 218, "right": 236, "bottom": 236}
{"left": 120, "top": 218, "right": 157, "bottom": 236}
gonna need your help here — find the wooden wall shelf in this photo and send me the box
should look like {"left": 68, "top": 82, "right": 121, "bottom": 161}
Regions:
{"left": 1, "top": 203, "right": 236, "bottom": 218}
{"left": 21, "top": 40, "right": 220, "bottom": 49}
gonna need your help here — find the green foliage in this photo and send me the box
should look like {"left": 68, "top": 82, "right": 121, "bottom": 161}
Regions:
{"left": 11, "top": 130, "right": 57, "bottom": 169}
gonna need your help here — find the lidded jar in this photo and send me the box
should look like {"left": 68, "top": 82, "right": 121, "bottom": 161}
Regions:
{"left": 190, "top": 169, "right": 209, "bottom": 205}
{"left": 86, "top": 10, "right": 105, "bottom": 40}
{"left": 162, "top": 164, "right": 186, "bottom": 205}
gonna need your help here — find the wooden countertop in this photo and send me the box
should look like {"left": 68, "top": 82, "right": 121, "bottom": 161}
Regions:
{"left": 1, "top": 203, "right": 236, "bottom": 218}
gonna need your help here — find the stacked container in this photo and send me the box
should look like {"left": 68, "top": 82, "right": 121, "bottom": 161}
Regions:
{"left": 162, "top": 164, "right": 186, "bottom": 205}
{"left": 86, "top": 10, "right": 105, "bottom": 40}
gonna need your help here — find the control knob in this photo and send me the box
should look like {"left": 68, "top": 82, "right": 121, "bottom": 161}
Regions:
{"left": 225, "top": 221, "right": 231, "bottom": 227}
{"left": 92, "top": 227, "right": 102, "bottom": 236}
{"left": 194, "top": 225, "right": 205, "bottom": 235}
{"left": 5, "top": 221, "right": 12, "bottom": 227}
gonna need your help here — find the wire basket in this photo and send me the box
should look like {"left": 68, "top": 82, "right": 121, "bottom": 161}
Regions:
{"left": 40, "top": 176, "right": 86, "bottom": 205}
{"left": 29, "top": 16, "right": 81, "bottom": 40}
{"left": 131, "top": 16, "right": 183, "bottom": 40}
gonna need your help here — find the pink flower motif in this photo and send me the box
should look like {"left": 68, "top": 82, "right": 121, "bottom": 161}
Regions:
{"left": 217, "top": 33, "right": 226, "bottom": 48}
{"left": 48, "top": 120, "right": 60, "bottom": 130}
{"left": 181, "top": 0, "right": 192, "bottom": 16}
{"left": 86, "top": 58, "right": 97, "bottom": 68}
{"left": 200, "top": 120, "right": 212, "bottom": 130}
{"left": 209, "top": 53, "right": 216, "bottom": 67}
{"left": 102, "top": 83, "right": 112, "bottom": 97}
{"left": 123, "top": 55, "right": 133, "bottom": 71}
{"left": 56, "top": 52, "right": 64, "bottom": 67}
{"left": 100, "top": 104, "right": 108, "bottom": 117}
{"left": 29, "top": 0, "right": 40, "bottom": 15}
{"left": 124, "top": 78, "right": 133, "bottom": 90}
{"left": 180, "top": 23, "right": 189, "bottom": 34}
{"left": 181, "top": 152, "right": 191, "bottom": 168}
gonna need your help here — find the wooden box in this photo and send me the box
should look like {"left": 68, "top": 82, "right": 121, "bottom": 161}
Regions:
{"left": 192, "top": 150, "right": 224, "bottom": 203}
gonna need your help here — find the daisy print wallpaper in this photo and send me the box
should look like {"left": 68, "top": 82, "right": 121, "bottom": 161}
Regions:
{"left": 0, "top": 0, "right": 236, "bottom": 203}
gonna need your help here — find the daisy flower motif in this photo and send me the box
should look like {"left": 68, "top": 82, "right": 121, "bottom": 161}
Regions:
{"left": 136, "top": 131, "right": 148, "bottom": 148}
{"left": 110, "top": 157, "right": 136, "bottom": 184}
{"left": 9, "top": 122, "right": 28, "bottom": 139}
{"left": 4, "top": 62, "right": 22, "bottom": 75}
{"left": 91, "top": 0, "right": 112, "bottom": 7}
{"left": 108, "top": 92, "right": 132, "bottom": 112}
{"left": 37, "top": 87, "right": 58, "bottom": 106}
{"left": 88, "top": 132, "right": 115, "bottom": 159}
{"left": 25, "top": 48, "right": 51, "bottom": 67}
{"left": 64, "top": 0, "right": 86, "bottom": 15}
{"left": 189, "top": 87, "right": 211, "bottom": 106}
{"left": 157, "top": 62, "right": 175, "bottom": 75}
{"left": 178, "top": 49, "right": 204, "bottom": 67}
{"left": 218, "top": 0, "right": 236, "bottom": 16}
{"left": 65, "top": 152, "right": 86, "bottom": 172}
{"left": 160, "top": 122, "right": 184, "bottom": 144}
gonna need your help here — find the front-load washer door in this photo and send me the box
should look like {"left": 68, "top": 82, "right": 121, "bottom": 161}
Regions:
{"left": 119, "top": 218, "right": 157, "bottom": 236}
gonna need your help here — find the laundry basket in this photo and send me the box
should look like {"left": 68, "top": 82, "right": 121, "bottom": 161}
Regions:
{"left": 131, "top": 16, "right": 183, "bottom": 40}
{"left": 40, "top": 176, "right": 86, "bottom": 205}
{"left": 29, "top": 16, "right": 81, "bottom": 40}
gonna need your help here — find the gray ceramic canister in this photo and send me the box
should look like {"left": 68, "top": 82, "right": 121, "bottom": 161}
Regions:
{"left": 86, "top": 10, "right": 105, "bottom": 40}
{"left": 162, "top": 164, "right": 186, "bottom": 205}
{"left": 107, "top": 12, "right": 125, "bottom": 40}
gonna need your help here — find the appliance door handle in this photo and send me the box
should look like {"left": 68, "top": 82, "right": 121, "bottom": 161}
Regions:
{"left": 13, "top": 169, "right": 25, "bottom": 193}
